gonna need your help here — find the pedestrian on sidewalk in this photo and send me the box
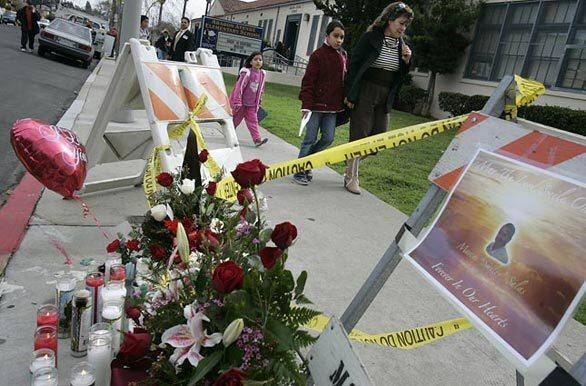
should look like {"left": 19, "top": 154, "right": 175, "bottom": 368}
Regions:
{"left": 139, "top": 15, "right": 150, "bottom": 41}
{"left": 293, "top": 20, "right": 347, "bottom": 185}
{"left": 169, "top": 17, "right": 194, "bottom": 62}
{"left": 16, "top": 1, "right": 40, "bottom": 53}
{"left": 229, "top": 51, "right": 269, "bottom": 147}
{"left": 343, "top": 2, "right": 413, "bottom": 194}
{"left": 155, "top": 29, "right": 171, "bottom": 60}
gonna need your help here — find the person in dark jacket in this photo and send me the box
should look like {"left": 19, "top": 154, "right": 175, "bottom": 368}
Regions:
{"left": 293, "top": 20, "right": 347, "bottom": 185}
{"left": 16, "top": 1, "right": 40, "bottom": 52}
{"left": 343, "top": 2, "right": 413, "bottom": 194}
{"left": 169, "top": 17, "right": 195, "bottom": 62}
{"left": 155, "top": 29, "right": 171, "bottom": 60}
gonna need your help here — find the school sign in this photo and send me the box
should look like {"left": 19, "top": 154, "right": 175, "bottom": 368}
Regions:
{"left": 199, "top": 16, "right": 263, "bottom": 58}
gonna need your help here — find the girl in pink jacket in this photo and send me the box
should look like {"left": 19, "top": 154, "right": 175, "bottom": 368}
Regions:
{"left": 229, "top": 51, "right": 268, "bottom": 147}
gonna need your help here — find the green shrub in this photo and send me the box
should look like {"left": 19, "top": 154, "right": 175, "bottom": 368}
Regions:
{"left": 394, "top": 85, "right": 427, "bottom": 114}
{"left": 465, "top": 94, "right": 490, "bottom": 113}
{"left": 438, "top": 92, "right": 469, "bottom": 116}
{"left": 518, "top": 105, "right": 586, "bottom": 136}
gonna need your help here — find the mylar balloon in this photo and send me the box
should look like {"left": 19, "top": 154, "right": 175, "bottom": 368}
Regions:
{"left": 10, "top": 119, "right": 87, "bottom": 198}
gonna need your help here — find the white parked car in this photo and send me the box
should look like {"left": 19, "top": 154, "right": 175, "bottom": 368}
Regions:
{"left": 38, "top": 19, "right": 94, "bottom": 68}
{"left": 37, "top": 18, "right": 50, "bottom": 29}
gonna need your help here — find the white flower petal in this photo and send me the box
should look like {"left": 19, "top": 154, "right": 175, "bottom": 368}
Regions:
{"left": 186, "top": 343, "right": 204, "bottom": 367}
{"left": 169, "top": 346, "right": 191, "bottom": 365}
{"left": 203, "top": 332, "right": 223, "bottom": 347}
{"left": 162, "top": 324, "right": 195, "bottom": 348}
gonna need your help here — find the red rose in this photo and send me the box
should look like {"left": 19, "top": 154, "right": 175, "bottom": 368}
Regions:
{"left": 126, "top": 239, "right": 140, "bottom": 251}
{"left": 107, "top": 239, "right": 120, "bottom": 253}
{"left": 125, "top": 306, "right": 141, "bottom": 321}
{"left": 206, "top": 181, "right": 217, "bottom": 196}
{"left": 156, "top": 172, "right": 173, "bottom": 187}
{"left": 181, "top": 217, "right": 195, "bottom": 233}
{"left": 230, "top": 159, "right": 267, "bottom": 188}
{"left": 213, "top": 368, "right": 246, "bottom": 386}
{"left": 198, "top": 149, "right": 209, "bottom": 163}
{"left": 237, "top": 189, "right": 254, "bottom": 206}
{"left": 164, "top": 219, "right": 180, "bottom": 235}
{"left": 259, "top": 247, "right": 282, "bottom": 270}
{"left": 271, "top": 222, "right": 298, "bottom": 250}
{"left": 115, "top": 331, "right": 151, "bottom": 365}
{"left": 149, "top": 244, "right": 167, "bottom": 261}
{"left": 212, "top": 261, "right": 244, "bottom": 294}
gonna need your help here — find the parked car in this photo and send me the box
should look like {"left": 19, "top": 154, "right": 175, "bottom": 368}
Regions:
{"left": 38, "top": 19, "right": 94, "bottom": 68}
{"left": 37, "top": 18, "right": 50, "bottom": 29}
{"left": 2, "top": 10, "right": 17, "bottom": 25}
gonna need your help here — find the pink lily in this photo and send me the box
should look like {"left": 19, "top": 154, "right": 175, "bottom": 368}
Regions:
{"left": 161, "top": 311, "right": 222, "bottom": 367}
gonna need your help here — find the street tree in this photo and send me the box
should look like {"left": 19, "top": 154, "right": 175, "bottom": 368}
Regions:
{"left": 407, "top": 0, "right": 482, "bottom": 115}
{"left": 85, "top": 0, "right": 92, "bottom": 13}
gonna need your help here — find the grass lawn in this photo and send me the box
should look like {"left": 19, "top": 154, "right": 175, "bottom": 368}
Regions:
{"left": 224, "top": 73, "right": 586, "bottom": 325}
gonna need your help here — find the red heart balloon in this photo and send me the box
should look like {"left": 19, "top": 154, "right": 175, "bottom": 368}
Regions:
{"left": 10, "top": 119, "right": 87, "bottom": 198}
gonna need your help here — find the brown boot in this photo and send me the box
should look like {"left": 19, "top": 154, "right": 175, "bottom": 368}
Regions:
{"left": 344, "top": 158, "right": 361, "bottom": 195}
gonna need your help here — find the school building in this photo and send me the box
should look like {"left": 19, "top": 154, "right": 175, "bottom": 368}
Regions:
{"left": 209, "top": 0, "right": 585, "bottom": 117}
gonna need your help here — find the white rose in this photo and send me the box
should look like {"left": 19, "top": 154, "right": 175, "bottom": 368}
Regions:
{"left": 210, "top": 218, "right": 225, "bottom": 233}
{"left": 150, "top": 204, "right": 167, "bottom": 221}
{"left": 180, "top": 179, "right": 196, "bottom": 195}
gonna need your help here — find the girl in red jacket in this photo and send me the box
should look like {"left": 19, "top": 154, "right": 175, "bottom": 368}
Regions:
{"left": 293, "top": 20, "right": 346, "bottom": 185}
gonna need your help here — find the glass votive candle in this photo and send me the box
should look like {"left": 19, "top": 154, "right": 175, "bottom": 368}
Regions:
{"left": 88, "top": 334, "right": 112, "bottom": 386}
{"left": 31, "top": 366, "right": 58, "bottom": 386}
{"left": 104, "top": 255, "right": 122, "bottom": 283}
{"left": 29, "top": 349, "right": 55, "bottom": 378}
{"left": 36, "top": 304, "right": 58, "bottom": 327}
{"left": 109, "top": 263, "right": 126, "bottom": 282}
{"left": 101, "top": 300, "right": 123, "bottom": 355}
{"left": 69, "top": 362, "right": 96, "bottom": 386}
{"left": 89, "top": 323, "right": 113, "bottom": 356}
{"left": 34, "top": 325, "right": 58, "bottom": 367}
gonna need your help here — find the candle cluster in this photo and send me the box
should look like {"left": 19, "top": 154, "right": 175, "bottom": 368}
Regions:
{"left": 31, "top": 258, "right": 131, "bottom": 386}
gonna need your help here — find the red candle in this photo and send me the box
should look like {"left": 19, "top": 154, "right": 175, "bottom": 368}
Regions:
{"left": 36, "top": 304, "right": 58, "bottom": 327}
{"left": 109, "top": 264, "right": 126, "bottom": 281}
{"left": 85, "top": 272, "right": 105, "bottom": 324}
{"left": 34, "top": 325, "right": 58, "bottom": 367}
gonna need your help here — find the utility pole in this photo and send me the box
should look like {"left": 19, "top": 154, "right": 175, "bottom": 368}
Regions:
{"left": 204, "top": 0, "right": 211, "bottom": 16}
{"left": 157, "top": 0, "right": 164, "bottom": 24}
{"left": 181, "top": 0, "right": 187, "bottom": 18}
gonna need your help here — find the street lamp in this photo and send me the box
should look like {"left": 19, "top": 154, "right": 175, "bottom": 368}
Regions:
{"left": 205, "top": 0, "right": 211, "bottom": 16}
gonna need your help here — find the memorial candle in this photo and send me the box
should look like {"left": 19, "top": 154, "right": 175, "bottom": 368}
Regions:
{"left": 36, "top": 304, "right": 58, "bottom": 327}
{"left": 109, "top": 263, "right": 126, "bottom": 282}
{"left": 34, "top": 325, "right": 58, "bottom": 367}
{"left": 87, "top": 335, "right": 111, "bottom": 386}
{"left": 32, "top": 367, "right": 58, "bottom": 386}
{"left": 30, "top": 349, "right": 55, "bottom": 378}
{"left": 69, "top": 362, "right": 96, "bottom": 386}
{"left": 85, "top": 272, "right": 104, "bottom": 324}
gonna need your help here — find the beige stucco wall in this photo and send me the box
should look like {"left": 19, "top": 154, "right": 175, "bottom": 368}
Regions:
{"left": 222, "top": 66, "right": 303, "bottom": 87}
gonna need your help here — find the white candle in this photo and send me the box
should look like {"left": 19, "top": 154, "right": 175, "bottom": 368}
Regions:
{"left": 30, "top": 354, "right": 55, "bottom": 373}
{"left": 101, "top": 282, "right": 127, "bottom": 304}
{"left": 32, "top": 367, "right": 58, "bottom": 386}
{"left": 88, "top": 336, "right": 111, "bottom": 386}
{"left": 101, "top": 303, "right": 123, "bottom": 355}
{"left": 70, "top": 370, "right": 95, "bottom": 386}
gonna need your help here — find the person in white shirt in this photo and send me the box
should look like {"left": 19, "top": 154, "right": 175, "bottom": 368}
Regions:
{"left": 139, "top": 15, "right": 150, "bottom": 41}
{"left": 485, "top": 223, "right": 516, "bottom": 264}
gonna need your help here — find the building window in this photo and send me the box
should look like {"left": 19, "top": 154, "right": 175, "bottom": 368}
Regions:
{"left": 276, "top": 29, "right": 281, "bottom": 44}
{"left": 267, "top": 19, "right": 273, "bottom": 43}
{"left": 317, "top": 15, "right": 331, "bottom": 50}
{"left": 307, "top": 15, "right": 320, "bottom": 55}
{"left": 465, "top": 0, "right": 586, "bottom": 91}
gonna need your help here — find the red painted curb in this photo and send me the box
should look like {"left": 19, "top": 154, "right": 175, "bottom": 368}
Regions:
{"left": 0, "top": 173, "right": 43, "bottom": 273}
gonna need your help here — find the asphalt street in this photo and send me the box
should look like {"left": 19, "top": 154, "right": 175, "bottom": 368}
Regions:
{"left": 0, "top": 24, "right": 95, "bottom": 205}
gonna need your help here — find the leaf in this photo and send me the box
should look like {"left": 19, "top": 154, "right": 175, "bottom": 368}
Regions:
{"left": 259, "top": 228, "right": 272, "bottom": 243}
{"left": 294, "top": 271, "right": 307, "bottom": 297}
{"left": 247, "top": 254, "right": 265, "bottom": 272}
{"left": 282, "top": 270, "right": 295, "bottom": 292}
{"left": 295, "top": 294, "right": 313, "bottom": 305}
{"left": 244, "top": 380, "right": 275, "bottom": 385}
{"left": 187, "top": 350, "right": 223, "bottom": 386}
{"left": 266, "top": 317, "right": 294, "bottom": 350}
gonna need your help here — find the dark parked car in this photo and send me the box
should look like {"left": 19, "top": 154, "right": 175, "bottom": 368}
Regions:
{"left": 38, "top": 19, "right": 94, "bottom": 68}
{"left": 1, "top": 10, "right": 17, "bottom": 25}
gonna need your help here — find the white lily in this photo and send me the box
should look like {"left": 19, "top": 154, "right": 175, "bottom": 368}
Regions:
{"left": 161, "top": 311, "right": 222, "bottom": 367}
{"left": 180, "top": 179, "right": 196, "bottom": 195}
{"left": 210, "top": 218, "right": 225, "bottom": 234}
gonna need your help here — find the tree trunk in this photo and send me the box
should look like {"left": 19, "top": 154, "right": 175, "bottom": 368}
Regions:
{"left": 421, "top": 71, "right": 437, "bottom": 117}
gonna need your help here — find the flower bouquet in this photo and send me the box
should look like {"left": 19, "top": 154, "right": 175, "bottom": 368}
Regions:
{"left": 110, "top": 158, "right": 319, "bottom": 385}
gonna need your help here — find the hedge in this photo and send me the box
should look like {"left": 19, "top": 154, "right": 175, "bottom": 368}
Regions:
{"left": 438, "top": 91, "right": 585, "bottom": 136}
{"left": 394, "top": 85, "right": 427, "bottom": 114}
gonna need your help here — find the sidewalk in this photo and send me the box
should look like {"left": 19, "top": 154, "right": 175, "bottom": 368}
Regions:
{"left": 0, "top": 57, "right": 584, "bottom": 386}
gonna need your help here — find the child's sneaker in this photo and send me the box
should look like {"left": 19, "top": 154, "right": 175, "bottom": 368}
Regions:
{"left": 293, "top": 172, "right": 309, "bottom": 186}
{"left": 255, "top": 138, "right": 268, "bottom": 147}
{"left": 305, "top": 170, "right": 313, "bottom": 182}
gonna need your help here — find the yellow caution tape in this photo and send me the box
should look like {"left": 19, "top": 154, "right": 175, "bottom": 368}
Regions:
{"left": 304, "top": 314, "right": 472, "bottom": 350}
{"left": 504, "top": 75, "right": 545, "bottom": 121}
{"left": 167, "top": 94, "right": 222, "bottom": 177}
{"left": 214, "top": 114, "right": 468, "bottom": 200}
{"left": 143, "top": 144, "right": 171, "bottom": 207}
